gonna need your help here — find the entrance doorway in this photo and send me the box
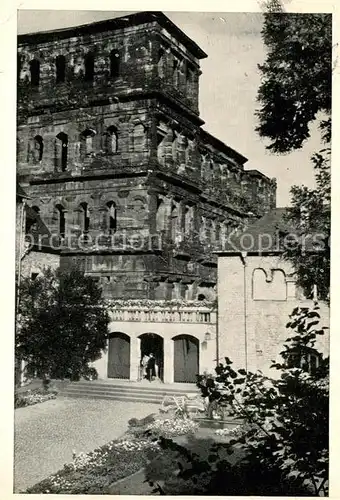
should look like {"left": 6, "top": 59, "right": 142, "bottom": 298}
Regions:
{"left": 107, "top": 332, "right": 130, "bottom": 379}
{"left": 139, "top": 333, "right": 164, "bottom": 381}
{"left": 173, "top": 334, "right": 199, "bottom": 383}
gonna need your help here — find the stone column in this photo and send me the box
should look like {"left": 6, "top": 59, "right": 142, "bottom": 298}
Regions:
{"left": 163, "top": 338, "right": 174, "bottom": 384}
{"left": 130, "top": 335, "right": 141, "bottom": 381}
{"left": 147, "top": 191, "right": 158, "bottom": 233}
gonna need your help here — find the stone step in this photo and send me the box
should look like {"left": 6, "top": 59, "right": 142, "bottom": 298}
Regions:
{"left": 64, "top": 381, "right": 198, "bottom": 395}
{"left": 60, "top": 380, "right": 200, "bottom": 403}
{"left": 60, "top": 391, "right": 164, "bottom": 405}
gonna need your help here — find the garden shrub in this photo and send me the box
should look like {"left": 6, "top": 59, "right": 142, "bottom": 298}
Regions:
{"left": 145, "top": 305, "right": 329, "bottom": 496}
{"left": 14, "top": 388, "right": 57, "bottom": 408}
{"left": 26, "top": 437, "right": 160, "bottom": 494}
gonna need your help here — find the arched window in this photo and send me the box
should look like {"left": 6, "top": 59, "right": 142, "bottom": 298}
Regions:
{"left": 171, "top": 201, "right": 179, "bottom": 242}
{"left": 56, "top": 55, "right": 66, "bottom": 83}
{"left": 184, "top": 205, "right": 194, "bottom": 236}
{"left": 172, "top": 131, "right": 178, "bottom": 162}
{"left": 56, "top": 132, "right": 68, "bottom": 171}
{"left": 80, "top": 202, "right": 90, "bottom": 234}
{"left": 84, "top": 52, "right": 94, "bottom": 81}
{"left": 29, "top": 59, "right": 40, "bottom": 86}
{"left": 183, "top": 137, "right": 190, "bottom": 165}
{"left": 110, "top": 50, "right": 120, "bottom": 78}
{"left": 81, "top": 129, "right": 96, "bottom": 156}
{"left": 105, "top": 126, "right": 118, "bottom": 153}
{"left": 34, "top": 135, "right": 43, "bottom": 162}
{"left": 157, "top": 48, "right": 165, "bottom": 78}
{"left": 172, "top": 57, "right": 179, "bottom": 86}
{"left": 56, "top": 204, "right": 66, "bottom": 238}
{"left": 133, "top": 123, "right": 146, "bottom": 152}
{"left": 107, "top": 201, "right": 117, "bottom": 234}
{"left": 156, "top": 129, "right": 166, "bottom": 165}
{"left": 156, "top": 198, "right": 166, "bottom": 232}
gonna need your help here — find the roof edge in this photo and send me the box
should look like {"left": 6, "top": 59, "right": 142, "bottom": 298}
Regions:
{"left": 18, "top": 11, "right": 208, "bottom": 60}
{"left": 199, "top": 129, "right": 248, "bottom": 165}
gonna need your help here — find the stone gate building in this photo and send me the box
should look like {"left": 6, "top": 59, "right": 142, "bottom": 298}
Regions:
{"left": 17, "top": 11, "right": 277, "bottom": 383}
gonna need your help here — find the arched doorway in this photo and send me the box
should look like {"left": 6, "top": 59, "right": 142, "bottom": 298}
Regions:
{"left": 107, "top": 332, "right": 130, "bottom": 379}
{"left": 173, "top": 335, "right": 199, "bottom": 383}
{"left": 139, "top": 333, "right": 164, "bottom": 381}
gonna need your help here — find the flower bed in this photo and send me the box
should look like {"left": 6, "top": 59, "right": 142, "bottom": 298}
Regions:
{"left": 25, "top": 413, "right": 201, "bottom": 494}
{"left": 147, "top": 417, "right": 199, "bottom": 438}
{"left": 26, "top": 437, "right": 161, "bottom": 494}
{"left": 15, "top": 389, "right": 57, "bottom": 409}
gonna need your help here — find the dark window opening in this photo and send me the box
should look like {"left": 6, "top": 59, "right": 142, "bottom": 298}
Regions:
{"left": 29, "top": 59, "right": 40, "bottom": 86}
{"left": 31, "top": 272, "right": 39, "bottom": 281}
{"left": 157, "top": 48, "right": 165, "bottom": 78}
{"left": 56, "top": 132, "right": 68, "bottom": 171}
{"left": 197, "top": 294, "right": 206, "bottom": 301}
{"left": 81, "top": 129, "right": 96, "bottom": 155}
{"left": 84, "top": 52, "right": 94, "bottom": 81}
{"left": 56, "top": 205, "right": 66, "bottom": 238}
{"left": 107, "top": 201, "right": 117, "bottom": 234}
{"left": 34, "top": 135, "right": 44, "bottom": 162}
{"left": 110, "top": 50, "right": 120, "bottom": 78}
{"left": 105, "top": 126, "right": 118, "bottom": 153}
{"left": 80, "top": 202, "right": 90, "bottom": 234}
{"left": 172, "top": 58, "right": 179, "bottom": 85}
{"left": 56, "top": 55, "right": 66, "bottom": 83}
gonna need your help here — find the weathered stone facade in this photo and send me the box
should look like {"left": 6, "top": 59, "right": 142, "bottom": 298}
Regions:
{"left": 218, "top": 253, "right": 329, "bottom": 376}
{"left": 17, "top": 11, "right": 276, "bottom": 300}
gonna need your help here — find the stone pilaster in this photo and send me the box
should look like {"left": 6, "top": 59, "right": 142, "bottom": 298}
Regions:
{"left": 130, "top": 336, "right": 141, "bottom": 381}
{"left": 163, "top": 338, "right": 174, "bottom": 384}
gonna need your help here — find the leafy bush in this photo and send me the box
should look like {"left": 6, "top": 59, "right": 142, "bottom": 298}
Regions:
{"left": 147, "top": 417, "right": 199, "bottom": 438}
{"left": 14, "top": 389, "right": 57, "bottom": 408}
{"left": 16, "top": 265, "right": 110, "bottom": 383}
{"left": 26, "top": 436, "right": 160, "bottom": 494}
{"left": 145, "top": 305, "right": 329, "bottom": 496}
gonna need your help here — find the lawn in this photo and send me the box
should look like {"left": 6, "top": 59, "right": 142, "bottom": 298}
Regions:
{"left": 24, "top": 406, "right": 246, "bottom": 495}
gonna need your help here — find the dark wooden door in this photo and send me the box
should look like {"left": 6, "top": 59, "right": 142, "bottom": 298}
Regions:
{"left": 173, "top": 335, "right": 199, "bottom": 383}
{"left": 107, "top": 333, "right": 130, "bottom": 379}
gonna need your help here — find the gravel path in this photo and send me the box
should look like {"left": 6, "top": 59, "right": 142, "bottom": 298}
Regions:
{"left": 14, "top": 397, "right": 159, "bottom": 492}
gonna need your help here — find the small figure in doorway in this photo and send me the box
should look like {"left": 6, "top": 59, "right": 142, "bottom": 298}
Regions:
{"left": 141, "top": 353, "right": 150, "bottom": 378}
{"left": 147, "top": 353, "right": 156, "bottom": 381}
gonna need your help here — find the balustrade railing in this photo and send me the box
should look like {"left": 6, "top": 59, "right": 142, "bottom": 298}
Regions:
{"left": 109, "top": 304, "right": 216, "bottom": 324}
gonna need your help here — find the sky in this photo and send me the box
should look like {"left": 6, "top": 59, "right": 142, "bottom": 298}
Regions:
{"left": 17, "top": 9, "right": 323, "bottom": 207}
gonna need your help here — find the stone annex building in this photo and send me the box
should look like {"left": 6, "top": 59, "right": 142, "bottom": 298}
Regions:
{"left": 17, "top": 11, "right": 328, "bottom": 385}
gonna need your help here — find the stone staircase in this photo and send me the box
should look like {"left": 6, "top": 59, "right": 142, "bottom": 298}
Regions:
{"left": 59, "top": 380, "right": 199, "bottom": 404}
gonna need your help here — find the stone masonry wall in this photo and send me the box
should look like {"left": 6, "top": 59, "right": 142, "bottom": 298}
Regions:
{"left": 17, "top": 13, "right": 277, "bottom": 300}
{"left": 218, "top": 254, "right": 330, "bottom": 376}
{"left": 21, "top": 250, "right": 60, "bottom": 278}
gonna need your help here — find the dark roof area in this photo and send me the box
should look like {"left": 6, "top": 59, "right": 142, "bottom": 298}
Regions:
{"left": 199, "top": 129, "right": 248, "bottom": 166}
{"left": 25, "top": 206, "right": 59, "bottom": 253}
{"left": 216, "top": 208, "right": 293, "bottom": 255}
{"left": 18, "top": 11, "right": 208, "bottom": 59}
{"left": 17, "top": 183, "right": 30, "bottom": 200}
{"left": 246, "top": 169, "right": 272, "bottom": 179}
{"left": 216, "top": 207, "right": 327, "bottom": 256}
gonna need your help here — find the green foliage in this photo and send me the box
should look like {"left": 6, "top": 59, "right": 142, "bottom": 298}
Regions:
{"left": 256, "top": 12, "right": 332, "bottom": 153}
{"left": 14, "top": 389, "right": 57, "bottom": 408}
{"left": 282, "top": 137, "right": 330, "bottom": 301}
{"left": 256, "top": 6, "right": 331, "bottom": 301}
{"left": 146, "top": 305, "right": 329, "bottom": 496}
{"left": 26, "top": 436, "right": 158, "bottom": 494}
{"left": 16, "top": 265, "right": 110, "bottom": 382}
